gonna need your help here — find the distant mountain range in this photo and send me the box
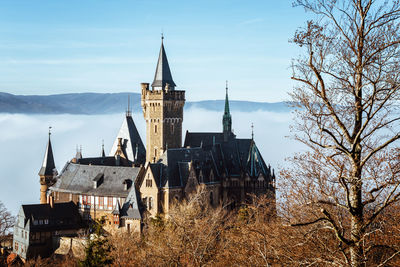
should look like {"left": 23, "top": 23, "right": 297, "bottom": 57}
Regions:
{"left": 0, "top": 92, "right": 291, "bottom": 114}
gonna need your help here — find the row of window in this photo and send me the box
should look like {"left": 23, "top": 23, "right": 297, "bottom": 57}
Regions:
{"left": 31, "top": 231, "right": 51, "bottom": 242}
{"left": 14, "top": 241, "right": 25, "bottom": 254}
{"left": 153, "top": 123, "right": 175, "bottom": 134}
{"left": 18, "top": 229, "right": 28, "bottom": 239}
{"left": 32, "top": 219, "right": 49, "bottom": 225}
{"left": 142, "top": 197, "right": 154, "bottom": 210}
{"left": 113, "top": 215, "right": 119, "bottom": 225}
{"left": 244, "top": 180, "right": 268, "bottom": 188}
{"left": 80, "top": 195, "right": 125, "bottom": 210}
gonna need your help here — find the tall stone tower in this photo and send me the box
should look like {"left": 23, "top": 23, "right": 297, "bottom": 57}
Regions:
{"left": 141, "top": 37, "right": 185, "bottom": 162}
{"left": 38, "top": 129, "right": 57, "bottom": 204}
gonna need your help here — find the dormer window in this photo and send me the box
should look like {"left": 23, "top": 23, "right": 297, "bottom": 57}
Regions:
{"left": 123, "top": 179, "right": 132, "bottom": 190}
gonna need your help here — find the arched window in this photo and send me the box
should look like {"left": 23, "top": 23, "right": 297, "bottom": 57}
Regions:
{"left": 154, "top": 124, "right": 158, "bottom": 133}
{"left": 143, "top": 197, "right": 147, "bottom": 208}
{"left": 148, "top": 197, "right": 153, "bottom": 210}
{"left": 209, "top": 191, "right": 214, "bottom": 206}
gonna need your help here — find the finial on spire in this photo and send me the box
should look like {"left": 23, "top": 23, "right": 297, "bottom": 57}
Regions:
{"left": 226, "top": 80, "right": 228, "bottom": 93}
{"left": 251, "top": 123, "right": 254, "bottom": 140}
{"left": 126, "top": 95, "right": 131, "bottom": 116}
{"left": 48, "top": 126, "right": 52, "bottom": 136}
{"left": 161, "top": 30, "right": 164, "bottom": 41}
{"left": 102, "top": 139, "right": 105, "bottom": 157}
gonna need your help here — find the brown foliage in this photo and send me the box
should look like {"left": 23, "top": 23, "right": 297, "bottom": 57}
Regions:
{"left": 21, "top": 188, "right": 400, "bottom": 266}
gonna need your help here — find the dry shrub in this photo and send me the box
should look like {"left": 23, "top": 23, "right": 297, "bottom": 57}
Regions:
{"left": 103, "top": 187, "right": 400, "bottom": 266}
{"left": 110, "top": 186, "right": 227, "bottom": 266}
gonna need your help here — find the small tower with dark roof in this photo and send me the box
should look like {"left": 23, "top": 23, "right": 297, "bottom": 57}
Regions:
{"left": 38, "top": 128, "right": 57, "bottom": 204}
{"left": 141, "top": 36, "right": 185, "bottom": 162}
{"left": 223, "top": 81, "right": 232, "bottom": 142}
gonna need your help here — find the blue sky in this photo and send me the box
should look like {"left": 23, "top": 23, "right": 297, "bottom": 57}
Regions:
{"left": 0, "top": 0, "right": 309, "bottom": 102}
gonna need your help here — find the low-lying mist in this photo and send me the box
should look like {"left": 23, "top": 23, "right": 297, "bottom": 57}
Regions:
{"left": 0, "top": 108, "right": 304, "bottom": 215}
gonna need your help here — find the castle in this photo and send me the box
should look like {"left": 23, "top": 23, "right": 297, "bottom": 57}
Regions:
{"left": 37, "top": 37, "right": 276, "bottom": 234}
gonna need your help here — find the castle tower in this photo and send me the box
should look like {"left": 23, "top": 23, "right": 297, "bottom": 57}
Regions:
{"left": 38, "top": 128, "right": 57, "bottom": 204}
{"left": 141, "top": 37, "right": 185, "bottom": 162}
{"left": 223, "top": 82, "right": 232, "bottom": 141}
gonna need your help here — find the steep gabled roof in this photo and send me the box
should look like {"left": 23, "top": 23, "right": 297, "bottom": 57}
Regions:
{"left": 20, "top": 201, "right": 82, "bottom": 231}
{"left": 38, "top": 134, "right": 57, "bottom": 176}
{"left": 246, "top": 140, "right": 269, "bottom": 179}
{"left": 151, "top": 38, "right": 176, "bottom": 90}
{"left": 120, "top": 187, "right": 141, "bottom": 220}
{"left": 109, "top": 114, "right": 146, "bottom": 165}
{"left": 184, "top": 131, "right": 273, "bottom": 180}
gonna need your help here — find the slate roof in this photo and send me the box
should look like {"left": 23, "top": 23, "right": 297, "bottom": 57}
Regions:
{"left": 149, "top": 163, "right": 162, "bottom": 187}
{"left": 50, "top": 163, "right": 141, "bottom": 197}
{"left": 38, "top": 135, "right": 57, "bottom": 176}
{"left": 120, "top": 187, "right": 141, "bottom": 220}
{"left": 157, "top": 147, "right": 221, "bottom": 188}
{"left": 20, "top": 202, "right": 82, "bottom": 232}
{"left": 151, "top": 39, "right": 176, "bottom": 90}
{"left": 184, "top": 131, "right": 226, "bottom": 148}
{"left": 180, "top": 131, "right": 274, "bottom": 184}
{"left": 109, "top": 114, "right": 146, "bottom": 165}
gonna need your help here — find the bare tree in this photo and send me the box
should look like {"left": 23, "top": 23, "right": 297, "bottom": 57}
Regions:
{"left": 0, "top": 201, "right": 14, "bottom": 247}
{"left": 286, "top": 0, "right": 400, "bottom": 266}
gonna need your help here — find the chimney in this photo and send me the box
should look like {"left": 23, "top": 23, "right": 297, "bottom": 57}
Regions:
{"left": 141, "top": 83, "right": 149, "bottom": 91}
{"left": 117, "top": 138, "right": 123, "bottom": 150}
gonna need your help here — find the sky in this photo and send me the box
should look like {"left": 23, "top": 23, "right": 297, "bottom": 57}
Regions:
{"left": 0, "top": 0, "right": 309, "bottom": 102}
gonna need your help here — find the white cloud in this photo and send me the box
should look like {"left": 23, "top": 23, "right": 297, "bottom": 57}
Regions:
{"left": 238, "top": 18, "right": 264, "bottom": 26}
{"left": 1, "top": 57, "right": 152, "bottom": 65}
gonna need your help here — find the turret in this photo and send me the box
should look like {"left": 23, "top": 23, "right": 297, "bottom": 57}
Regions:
{"left": 38, "top": 127, "right": 57, "bottom": 204}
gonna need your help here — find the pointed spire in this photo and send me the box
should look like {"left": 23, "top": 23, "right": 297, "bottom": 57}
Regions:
{"left": 126, "top": 94, "right": 131, "bottom": 117}
{"left": 75, "top": 145, "right": 82, "bottom": 160}
{"left": 109, "top": 115, "right": 146, "bottom": 164}
{"left": 39, "top": 127, "right": 57, "bottom": 176}
{"left": 223, "top": 81, "right": 232, "bottom": 139}
{"left": 112, "top": 200, "right": 121, "bottom": 215}
{"left": 151, "top": 36, "right": 176, "bottom": 90}
{"left": 102, "top": 140, "right": 105, "bottom": 158}
{"left": 224, "top": 81, "right": 230, "bottom": 115}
